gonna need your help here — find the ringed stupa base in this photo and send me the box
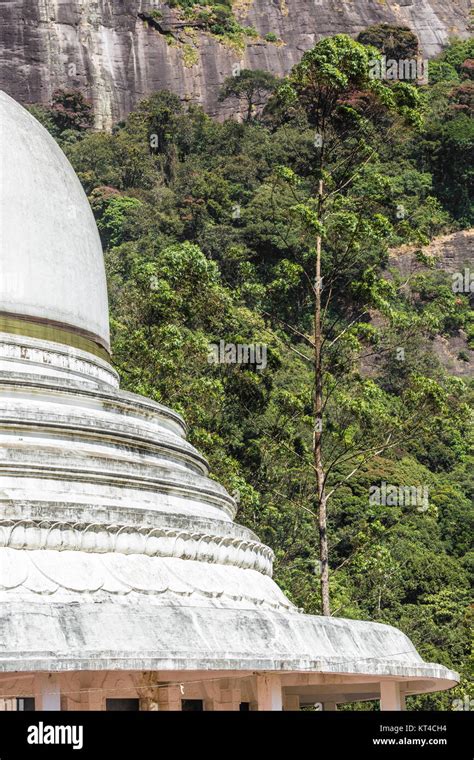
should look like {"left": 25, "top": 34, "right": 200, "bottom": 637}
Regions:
{"left": 0, "top": 333, "right": 458, "bottom": 711}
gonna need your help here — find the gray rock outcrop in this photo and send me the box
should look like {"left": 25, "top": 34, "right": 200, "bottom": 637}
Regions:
{"left": 0, "top": 0, "right": 471, "bottom": 128}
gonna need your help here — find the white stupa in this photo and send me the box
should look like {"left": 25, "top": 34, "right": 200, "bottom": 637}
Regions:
{"left": 0, "top": 91, "right": 458, "bottom": 711}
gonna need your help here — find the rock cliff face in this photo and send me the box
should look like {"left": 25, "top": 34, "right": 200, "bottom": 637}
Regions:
{"left": 0, "top": 0, "right": 471, "bottom": 128}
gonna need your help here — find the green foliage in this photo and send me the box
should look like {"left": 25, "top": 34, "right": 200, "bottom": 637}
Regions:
{"left": 438, "top": 38, "right": 474, "bottom": 73}
{"left": 153, "top": 0, "right": 258, "bottom": 44}
{"left": 92, "top": 192, "right": 143, "bottom": 247}
{"left": 27, "top": 89, "right": 93, "bottom": 145}
{"left": 288, "top": 34, "right": 376, "bottom": 97}
{"left": 416, "top": 56, "right": 474, "bottom": 224}
{"left": 219, "top": 69, "right": 279, "bottom": 120}
{"left": 357, "top": 23, "right": 420, "bottom": 60}
{"left": 43, "top": 32, "right": 474, "bottom": 710}
{"left": 271, "top": 34, "right": 423, "bottom": 139}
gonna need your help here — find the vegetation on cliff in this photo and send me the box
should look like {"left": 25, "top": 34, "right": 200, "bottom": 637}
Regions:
{"left": 139, "top": 2, "right": 262, "bottom": 50}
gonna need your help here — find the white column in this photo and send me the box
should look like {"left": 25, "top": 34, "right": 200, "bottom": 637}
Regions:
{"left": 256, "top": 675, "right": 283, "bottom": 711}
{"left": 35, "top": 675, "right": 61, "bottom": 711}
{"left": 380, "top": 681, "right": 404, "bottom": 711}
{"left": 0, "top": 699, "right": 15, "bottom": 710}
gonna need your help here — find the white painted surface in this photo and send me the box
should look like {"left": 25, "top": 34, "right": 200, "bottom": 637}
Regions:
{"left": 0, "top": 91, "right": 110, "bottom": 347}
{"left": 0, "top": 333, "right": 460, "bottom": 690}
{"left": 35, "top": 676, "right": 61, "bottom": 711}
{"left": 256, "top": 675, "right": 283, "bottom": 711}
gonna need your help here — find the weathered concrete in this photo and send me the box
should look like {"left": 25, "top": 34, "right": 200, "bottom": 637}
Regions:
{"left": 0, "top": 600, "right": 459, "bottom": 685}
{"left": 0, "top": 325, "right": 459, "bottom": 697}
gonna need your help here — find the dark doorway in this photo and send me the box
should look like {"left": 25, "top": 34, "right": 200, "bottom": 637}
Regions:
{"left": 17, "top": 698, "right": 35, "bottom": 711}
{"left": 181, "top": 699, "right": 203, "bottom": 711}
{"left": 106, "top": 698, "right": 139, "bottom": 711}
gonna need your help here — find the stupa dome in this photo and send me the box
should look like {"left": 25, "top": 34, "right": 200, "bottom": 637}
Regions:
{"left": 0, "top": 90, "right": 110, "bottom": 356}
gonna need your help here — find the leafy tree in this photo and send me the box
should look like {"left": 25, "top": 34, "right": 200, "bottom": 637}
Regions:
{"left": 91, "top": 190, "right": 143, "bottom": 248}
{"left": 266, "top": 34, "right": 429, "bottom": 614}
{"left": 438, "top": 38, "right": 474, "bottom": 73}
{"left": 50, "top": 89, "right": 93, "bottom": 133}
{"left": 357, "top": 23, "right": 419, "bottom": 60}
{"left": 27, "top": 89, "right": 93, "bottom": 145}
{"left": 219, "top": 69, "right": 279, "bottom": 121}
{"left": 419, "top": 74, "right": 474, "bottom": 224}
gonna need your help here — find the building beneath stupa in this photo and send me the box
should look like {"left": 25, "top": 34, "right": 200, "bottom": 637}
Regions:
{"left": 0, "top": 90, "right": 458, "bottom": 711}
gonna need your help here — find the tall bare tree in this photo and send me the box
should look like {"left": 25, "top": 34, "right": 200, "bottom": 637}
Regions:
{"left": 268, "top": 35, "right": 438, "bottom": 614}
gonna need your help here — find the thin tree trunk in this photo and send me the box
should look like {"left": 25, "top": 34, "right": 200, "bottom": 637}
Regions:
{"left": 314, "top": 178, "right": 330, "bottom": 616}
{"left": 246, "top": 96, "right": 253, "bottom": 122}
